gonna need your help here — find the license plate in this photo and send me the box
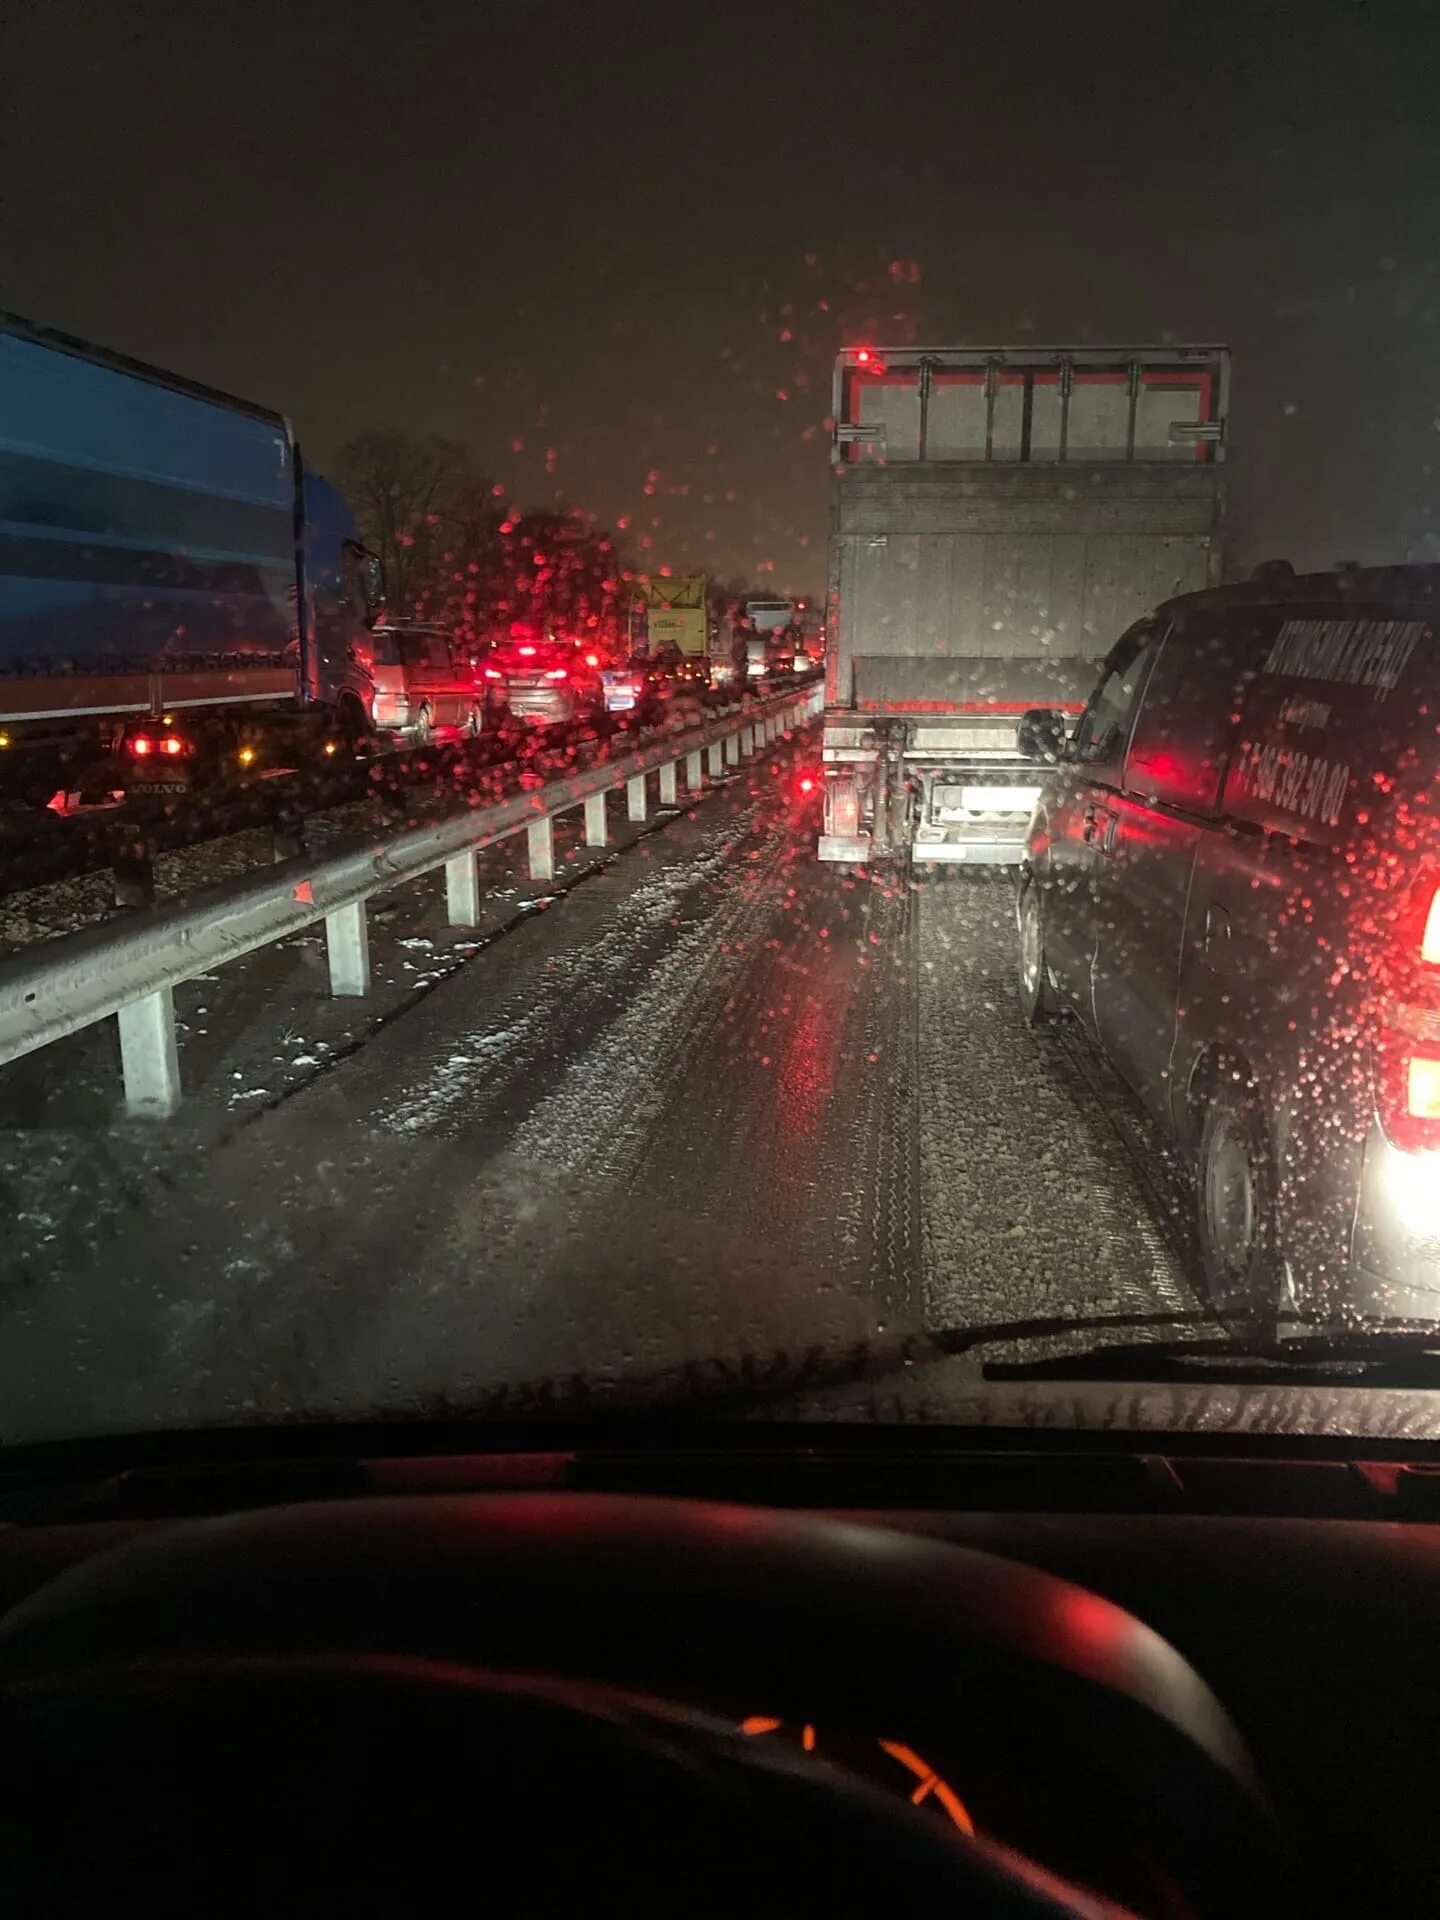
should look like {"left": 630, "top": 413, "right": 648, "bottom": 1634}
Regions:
{"left": 607, "top": 695, "right": 636, "bottom": 711}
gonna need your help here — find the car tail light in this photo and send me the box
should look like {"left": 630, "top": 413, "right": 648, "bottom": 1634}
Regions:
{"left": 518, "top": 645, "right": 537, "bottom": 657}
{"left": 1378, "top": 873, "right": 1440, "bottom": 1152}
{"left": 484, "top": 667, "right": 503, "bottom": 681}
{"left": 585, "top": 653, "right": 600, "bottom": 667}
{"left": 545, "top": 668, "right": 567, "bottom": 681}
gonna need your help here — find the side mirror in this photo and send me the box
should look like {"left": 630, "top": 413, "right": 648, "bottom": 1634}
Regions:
{"left": 1016, "top": 708, "right": 1068, "bottom": 764}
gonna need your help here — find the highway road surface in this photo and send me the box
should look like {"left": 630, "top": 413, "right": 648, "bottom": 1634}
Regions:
{"left": 0, "top": 745, "right": 1213, "bottom": 1444}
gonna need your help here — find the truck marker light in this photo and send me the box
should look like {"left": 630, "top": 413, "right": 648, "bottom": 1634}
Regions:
{"left": 323, "top": 741, "right": 338, "bottom": 756}
{"left": 238, "top": 746, "right": 256, "bottom": 766}
{"left": 0, "top": 732, "right": 10, "bottom": 749}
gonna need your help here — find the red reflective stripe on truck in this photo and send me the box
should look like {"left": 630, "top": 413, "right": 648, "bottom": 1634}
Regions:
{"left": 853, "top": 699, "right": 1086, "bottom": 715}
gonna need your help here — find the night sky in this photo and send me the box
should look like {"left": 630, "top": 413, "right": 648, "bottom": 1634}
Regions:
{"left": 7, "top": 0, "right": 1440, "bottom": 590}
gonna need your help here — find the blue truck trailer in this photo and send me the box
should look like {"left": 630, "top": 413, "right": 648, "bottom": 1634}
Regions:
{"left": 0, "top": 311, "right": 380, "bottom": 805}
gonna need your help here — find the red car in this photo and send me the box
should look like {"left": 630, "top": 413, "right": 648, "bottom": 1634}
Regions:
{"left": 368, "top": 624, "right": 493, "bottom": 744}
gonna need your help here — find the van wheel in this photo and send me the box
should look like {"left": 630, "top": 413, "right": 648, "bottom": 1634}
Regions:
{"left": 1017, "top": 882, "right": 1056, "bottom": 1025}
{"left": 1196, "top": 1078, "right": 1282, "bottom": 1329}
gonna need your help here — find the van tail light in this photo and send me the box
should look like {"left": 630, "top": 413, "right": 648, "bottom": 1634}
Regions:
{"left": 1423, "top": 884, "right": 1440, "bottom": 966}
{"left": 1378, "top": 873, "right": 1440, "bottom": 1152}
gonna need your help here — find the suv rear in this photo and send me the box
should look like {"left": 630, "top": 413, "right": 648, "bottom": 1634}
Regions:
{"left": 489, "top": 639, "right": 606, "bottom": 727}
{"left": 1018, "top": 564, "right": 1440, "bottom": 1327}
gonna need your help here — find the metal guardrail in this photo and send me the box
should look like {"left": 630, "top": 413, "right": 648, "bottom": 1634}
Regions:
{"left": 0, "top": 681, "right": 824, "bottom": 1116}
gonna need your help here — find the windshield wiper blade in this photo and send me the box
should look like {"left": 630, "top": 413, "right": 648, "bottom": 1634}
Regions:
{"left": 984, "top": 1332, "right": 1440, "bottom": 1388}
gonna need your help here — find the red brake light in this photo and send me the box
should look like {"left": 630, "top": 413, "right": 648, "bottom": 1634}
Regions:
{"left": 544, "top": 667, "right": 568, "bottom": 681}
{"left": 161, "top": 736, "right": 184, "bottom": 757}
{"left": 518, "top": 645, "right": 537, "bottom": 657}
{"left": 128, "top": 735, "right": 153, "bottom": 757}
{"left": 854, "top": 348, "right": 871, "bottom": 364}
{"left": 484, "top": 667, "right": 503, "bottom": 680}
{"left": 1378, "top": 874, "right": 1440, "bottom": 1151}
{"left": 585, "top": 653, "right": 600, "bottom": 667}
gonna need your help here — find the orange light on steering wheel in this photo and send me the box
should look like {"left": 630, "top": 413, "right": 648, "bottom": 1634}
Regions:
{"left": 738, "top": 1719, "right": 975, "bottom": 1836}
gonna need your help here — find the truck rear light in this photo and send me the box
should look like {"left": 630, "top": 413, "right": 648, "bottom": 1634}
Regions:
{"left": 826, "top": 773, "right": 861, "bottom": 839}
{"left": 160, "top": 735, "right": 184, "bottom": 757}
{"left": 128, "top": 735, "right": 154, "bottom": 757}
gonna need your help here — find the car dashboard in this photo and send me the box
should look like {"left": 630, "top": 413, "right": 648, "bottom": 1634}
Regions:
{"left": 0, "top": 1435, "right": 1435, "bottom": 1916}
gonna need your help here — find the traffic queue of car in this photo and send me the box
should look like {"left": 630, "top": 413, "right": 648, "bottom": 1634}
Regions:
{"left": 365, "top": 624, "right": 686, "bottom": 747}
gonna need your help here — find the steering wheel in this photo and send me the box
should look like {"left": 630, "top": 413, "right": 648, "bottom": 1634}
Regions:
{"left": 0, "top": 1494, "right": 1285, "bottom": 1915}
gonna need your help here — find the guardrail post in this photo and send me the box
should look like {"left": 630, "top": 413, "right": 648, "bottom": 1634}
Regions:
{"left": 706, "top": 740, "right": 724, "bottom": 776}
{"left": 528, "top": 815, "right": 555, "bottom": 881}
{"left": 686, "top": 748, "right": 703, "bottom": 788}
{"left": 445, "top": 849, "right": 481, "bottom": 926}
{"left": 113, "top": 854, "right": 155, "bottom": 910}
{"left": 326, "top": 900, "right": 371, "bottom": 996}
{"left": 627, "top": 772, "right": 647, "bottom": 822}
{"left": 659, "top": 760, "right": 678, "bottom": 805}
{"left": 117, "top": 987, "right": 181, "bottom": 1118}
{"left": 584, "top": 792, "right": 608, "bottom": 846}
{"left": 724, "top": 731, "right": 741, "bottom": 767}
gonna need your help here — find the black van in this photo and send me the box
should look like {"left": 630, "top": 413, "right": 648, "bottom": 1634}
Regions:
{"left": 1016, "top": 565, "right": 1440, "bottom": 1328}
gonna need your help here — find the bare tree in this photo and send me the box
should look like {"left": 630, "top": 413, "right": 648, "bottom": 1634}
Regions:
{"left": 333, "top": 429, "right": 471, "bottom": 617}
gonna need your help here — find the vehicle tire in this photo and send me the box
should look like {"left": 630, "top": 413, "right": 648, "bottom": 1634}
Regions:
{"left": 1195, "top": 1076, "right": 1283, "bottom": 1329}
{"left": 464, "top": 703, "right": 483, "bottom": 741}
{"left": 1017, "top": 881, "right": 1056, "bottom": 1026}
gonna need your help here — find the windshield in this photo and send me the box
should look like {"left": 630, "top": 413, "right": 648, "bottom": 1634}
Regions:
{"left": 3, "top": 0, "right": 1440, "bottom": 1453}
